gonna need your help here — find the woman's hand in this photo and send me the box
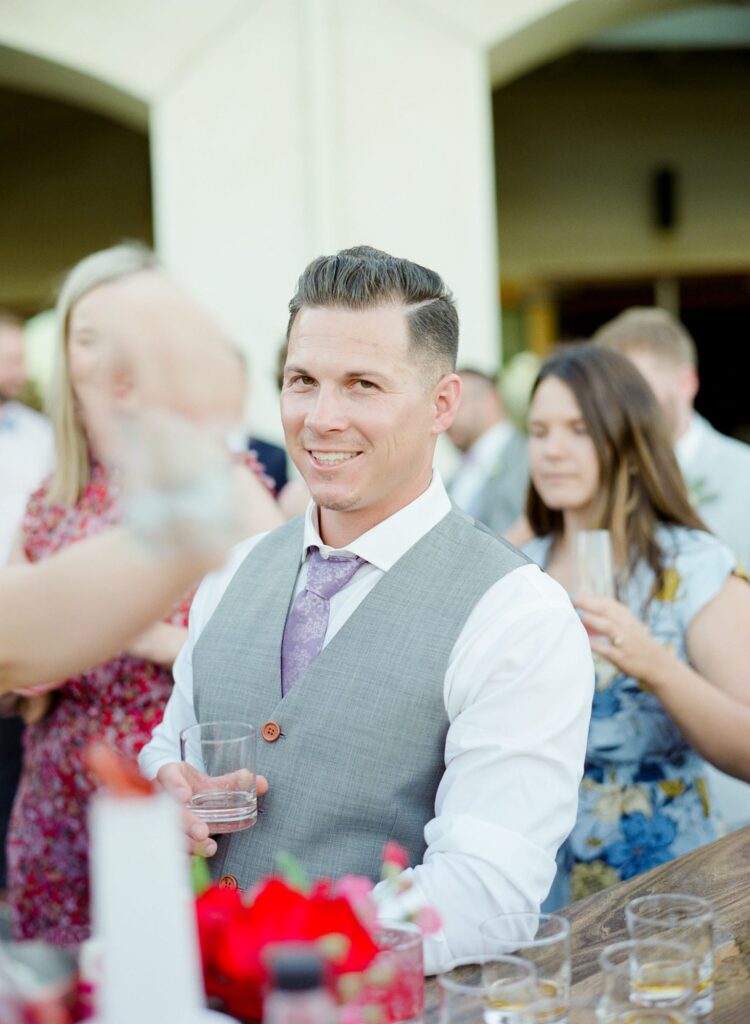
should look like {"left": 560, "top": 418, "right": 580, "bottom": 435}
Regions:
{"left": 574, "top": 593, "right": 675, "bottom": 688}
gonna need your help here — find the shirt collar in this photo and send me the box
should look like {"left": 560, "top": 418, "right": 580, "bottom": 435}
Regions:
{"left": 301, "top": 470, "right": 451, "bottom": 571}
{"left": 675, "top": 413, "right": 705, "bottom": 469}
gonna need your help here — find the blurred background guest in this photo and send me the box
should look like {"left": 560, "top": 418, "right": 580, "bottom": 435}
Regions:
{"left": 446, "top": 367, "right": 528, "bottom": 535}
{"left": 594, "top": 308, "right": 750, "bottom": 832}
{"left": 5, "top": 244, "right": 186, "bottom": 945}
{"left": 0, "top": 312, "right": 53, "bottom": 564}
{"left": 0, "top": 311, "right": 54, "bottom": 901}
{"left": 522, "top": 343, "right": 750, "bottom": 907}
{"left": 594, "top": 307, "right": 750, "bottom": 574}
{"left": 4, "top": 244, "right": 277, "bottom": 945}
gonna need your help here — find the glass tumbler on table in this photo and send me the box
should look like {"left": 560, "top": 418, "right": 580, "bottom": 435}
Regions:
{"left": 366, "top": 920, "right": 425, "bottom": 1024}
{"left": 598, "top": 937, "right": 697, "bottom": 1024}
{"left": 437, "top": 955, "right": 538, "bottom": 1024}
{"left": 179, "top": 720, "right": 257, "bottom": 833}
{"left": 480, "top": 913, "right": 571, "bottom": 1024}
{"left": 625, "top": 894, "right": 715, "bottom": 1016}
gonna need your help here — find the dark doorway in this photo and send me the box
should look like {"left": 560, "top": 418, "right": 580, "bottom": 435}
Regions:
{"left": 556, "top": 274, "right": 750, "bottom": 441}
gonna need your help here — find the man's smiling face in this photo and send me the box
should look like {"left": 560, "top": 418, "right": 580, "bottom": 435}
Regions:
{"left": 281, "top": 303, "right": 455, "bottom": 545}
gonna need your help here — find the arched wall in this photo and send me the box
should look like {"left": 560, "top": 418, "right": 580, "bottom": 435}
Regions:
{"left": 0, "top": 0, "right": 708, "bottom": 437}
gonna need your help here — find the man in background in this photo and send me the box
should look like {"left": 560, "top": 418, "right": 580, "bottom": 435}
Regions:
{"left": 447, "top": 368, "right": 528, "bottom": 536}
{"left": 0, "top": 310, "right": 54, "bottom": 898}
{"left": 0, "top": 312, "right": 54, "bottom": 564}
{"left": 594, "top": 307, "right": 750, "bottom": 574}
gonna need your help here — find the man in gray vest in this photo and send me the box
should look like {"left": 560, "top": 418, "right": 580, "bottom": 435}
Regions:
{"left": 140, "top": 246, "right": 593, "bottom": 971}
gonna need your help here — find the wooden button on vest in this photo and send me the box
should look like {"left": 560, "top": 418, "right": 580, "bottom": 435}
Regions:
{"left": 261, "top": 721, "right": 281, "bottom": 742}
{"left": 218, "top": 874, "right": 238, "bottom": 890}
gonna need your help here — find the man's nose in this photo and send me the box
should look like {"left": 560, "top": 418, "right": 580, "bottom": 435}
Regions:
{"left": 305, "top": 385, "right": 348, "bottom": 432}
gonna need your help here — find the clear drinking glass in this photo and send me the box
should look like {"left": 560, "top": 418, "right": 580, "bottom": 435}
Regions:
{"left": 574, "top": 528, "right": 618, "bottom": 687}
{"left": 574, "top": 530, "right": 615, "bottom": 600}
{"left": 625, "top": 894, "right": 715, "bottom": 1016}
{"left": 523, "top": 998, "right": 598, "bottom": 1024}
{"left": 437, "top": 955, "right": 538, "bottom": 1024}
{"left": 179, "top": 720, "right": 257, "bottom": 833}
{"left": 480, "top": 913, "right": 571, "bottom": 1024}
{"left": 598, "top": 938, "right": 696, "bottom": 1023}
{"left": 353, "top": 920, "right": 425, "bottom": 1024}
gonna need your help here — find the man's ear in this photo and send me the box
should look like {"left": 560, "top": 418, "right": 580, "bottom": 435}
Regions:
{"left": 432, "top": 372, "right": 462, "bottom": 435}
{"left": 678, "top": 364, "right": 699, "bottom": 406}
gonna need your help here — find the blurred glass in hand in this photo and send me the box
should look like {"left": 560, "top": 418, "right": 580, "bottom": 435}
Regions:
{"left": 180, "top": 721, "right": 257, "bottom": 833}
{"left": 626, "top": 894, "right": 715, "bottom": 1016}
{"left": 574, "top": 530, "right": 615, "bottom": 600}
{"left": 437, "top": 955, "right": 537, "bottom": 1024}
{"left": 598, "top": 938, "right": 696, "bottom": 1022}
{"left": 574, "top": 528, "right": 618, "bottom": 688}
{"left": 480, "top": 913, "right": 571, "bottom": 1024}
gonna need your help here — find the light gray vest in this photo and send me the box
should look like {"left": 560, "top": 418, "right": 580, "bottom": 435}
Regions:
{"left": 193, "top": 507, "right": 529, "bottom": 887}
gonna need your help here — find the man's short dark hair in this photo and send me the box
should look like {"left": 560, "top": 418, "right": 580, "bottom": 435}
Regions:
{"left": 287, "top": 245, "right": 459, "bottom": 373}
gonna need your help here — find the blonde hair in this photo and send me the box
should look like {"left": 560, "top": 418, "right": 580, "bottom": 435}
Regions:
{"left": 46, "top": 242, "right": 158, "bottom": 506}
{"left": 593, "top": 307, "right": 697, "bottom": 368}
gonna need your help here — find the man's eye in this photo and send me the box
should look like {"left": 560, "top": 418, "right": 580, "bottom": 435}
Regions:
{"left": 290, "top": 376, "right": 314, "bottom": 387}
{"left": 355, "top": 380, "right": 376, "bottom": 390}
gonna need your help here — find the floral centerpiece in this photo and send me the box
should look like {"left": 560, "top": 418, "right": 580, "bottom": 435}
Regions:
{"left": 193, "top": 843, "right": 440, "bottom": 1023}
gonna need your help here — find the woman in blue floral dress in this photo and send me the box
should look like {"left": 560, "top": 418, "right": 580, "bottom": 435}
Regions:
{"left": 522, "top": 344, "right": 750, "bottom": 907}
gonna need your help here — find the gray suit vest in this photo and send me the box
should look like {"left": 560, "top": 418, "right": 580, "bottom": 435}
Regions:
{"left": 192, "top": 506, "right": 529, "bottom": 887}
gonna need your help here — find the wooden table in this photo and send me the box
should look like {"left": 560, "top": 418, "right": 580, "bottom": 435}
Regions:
{"left": 425, "top": 826, "right": 750, "bottom": 1021}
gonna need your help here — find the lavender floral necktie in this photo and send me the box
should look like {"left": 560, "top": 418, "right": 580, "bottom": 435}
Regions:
{"left": 280, "top": 547, "right": 365, "bottom": 695}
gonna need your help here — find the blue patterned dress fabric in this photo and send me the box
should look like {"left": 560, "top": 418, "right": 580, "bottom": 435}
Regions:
{"left": 523, "top": 526, "right": 736, "bottom": 907}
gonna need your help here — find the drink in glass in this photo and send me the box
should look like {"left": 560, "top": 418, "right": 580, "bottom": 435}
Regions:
{"left": 179, "top": 720, "right": 257, "bottom": 832}
{"left": 625, "top": 894, "right": 714, "bottom": 1016}
{"left": 480, "top": 913, "right": 571, "bottom": 1024}
{"left": 598, "top": 938, "right": 696, "bottom": 1024}
{"left": 437, "top": 956, "right": 537, "bottom": 1024}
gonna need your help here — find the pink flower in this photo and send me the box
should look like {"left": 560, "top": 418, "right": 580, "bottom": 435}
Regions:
{"left": 382, "top": 841, "right": 409, "bottom": 871}
{"left": 332, "top": 875, "right": 378, "bottom": 929}
{"left": 414, "top": 906, "right": 442, "bottom": 935}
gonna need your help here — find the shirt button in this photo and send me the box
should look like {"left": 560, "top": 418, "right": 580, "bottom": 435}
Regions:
{"left": 218, "top": 874, "right": 238, "bottom": 890}
{"left": 261, "top": 721, "right": 281, "bottom": 742}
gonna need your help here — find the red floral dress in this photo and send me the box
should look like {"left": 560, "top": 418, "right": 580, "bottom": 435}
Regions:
{"left": 7, "top": 461, "right": 190, "bottom": 945}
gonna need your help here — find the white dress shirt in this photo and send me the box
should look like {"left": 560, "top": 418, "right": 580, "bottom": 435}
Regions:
{"left": 140, "top": 473, "right": 593, "bottom": 972}
{"left": 448, "top": 422, "right": 514, "bottom": 517}
{"left": 0, "top": 401, "right": 54, "bottom": 565}
{"left": 674, "top": 413, "right": 702, "bottom": 471}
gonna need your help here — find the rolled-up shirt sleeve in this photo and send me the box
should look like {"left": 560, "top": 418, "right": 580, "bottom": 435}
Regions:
{"left": 375, "top": 564, "right": 593, "bottom": 973}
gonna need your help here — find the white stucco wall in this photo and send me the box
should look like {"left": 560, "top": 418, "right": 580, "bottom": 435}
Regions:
{"left": 0, "top": 0, "right": 706, "bottom": 435}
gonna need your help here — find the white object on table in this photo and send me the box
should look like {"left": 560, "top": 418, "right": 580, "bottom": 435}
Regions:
{"left": 89, "top": 790, "right": 211, "bottom": 1024}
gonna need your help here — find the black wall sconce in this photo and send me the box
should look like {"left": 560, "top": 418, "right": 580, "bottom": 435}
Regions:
{"left": 652, "top": 165, "right": 679, "bottom": 232}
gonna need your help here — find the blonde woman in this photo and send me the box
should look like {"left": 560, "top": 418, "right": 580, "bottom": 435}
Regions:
{"left": 5, "top": 246, "right": 281, "bottom": 943}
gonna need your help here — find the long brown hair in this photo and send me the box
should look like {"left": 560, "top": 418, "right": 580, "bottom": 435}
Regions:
{"left": 526, "top": 343, "right": 706, "bottom": 590}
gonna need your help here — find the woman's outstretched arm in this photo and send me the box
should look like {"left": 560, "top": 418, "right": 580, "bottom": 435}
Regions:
{"left": 0, "top": 530, "right": 226, "bottom": 691}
